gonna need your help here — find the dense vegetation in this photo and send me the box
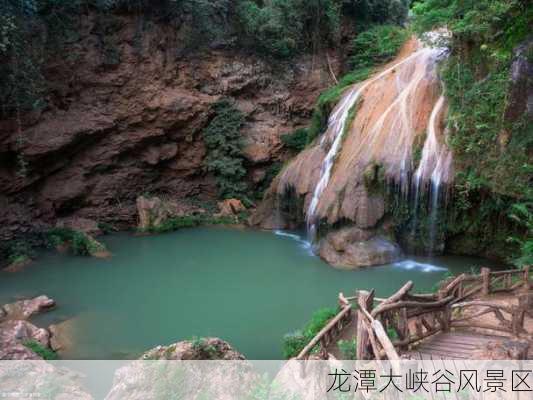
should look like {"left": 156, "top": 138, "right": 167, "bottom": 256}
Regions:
{"left": 0, "top": 0, "right": 409, "bottom": 118}
{"left": 46, "top": 227, "right": 107, "bottom": 256}
{"left": 282, "top": 307, "right": 338, "bottom": 358}
{"left": 412, "top": 0, "right": 532, "bottom": 265}
{"left": 202, "top": 99, "right": 249, "bottom": 202}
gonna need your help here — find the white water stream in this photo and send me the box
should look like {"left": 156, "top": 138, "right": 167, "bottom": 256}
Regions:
{"left": 305, "top": 44, "right": 449, "bottom": 242}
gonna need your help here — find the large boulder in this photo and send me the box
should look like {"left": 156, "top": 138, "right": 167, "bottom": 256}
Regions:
{"left": 0, "top": 320, "right": 50, "bottom": 360}
{"left": 216, "top": 199, "right": 246, "bottom": 217}
{"left": 106, "top": 338, "right": 254, "bottom": 400}
{"left": 136, "top": 195, "right": 203, "bottom": 231}
{"left": 140, "top": 337, "right": 245, "bottom": 360}
{"left": 1, "top": 295, "right": 55, "bottom": 321}
{"left": 319, "top": 227, "right": 401, "bottom": 268}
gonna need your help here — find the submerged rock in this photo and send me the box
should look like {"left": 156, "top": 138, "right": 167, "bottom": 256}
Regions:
{"left": 49, "top": 319, "right": 76, "bottom": 353}
{"left": 319, "top": 227, "right": 401, "bottom": 268}
{"left": 140, "top": 337, "right": 246, "bottom": 360}
{"left": 1, "top": 295, "right": 55, "bottom": 320}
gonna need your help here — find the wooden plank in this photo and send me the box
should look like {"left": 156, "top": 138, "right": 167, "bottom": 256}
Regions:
{"left": 439, "top": 332, "right": 501, "bottom": 341}
{"left": 422, "top": 340, "right": 479, "bottom": 350}
{"left": 416, "top": 349, "right": 469, "bottom": 359}
{"left": 427, "top": 335, "right": 493, "bottom": 345}
{"left": 417, "top": 343, "right": 475, "bottom": 354}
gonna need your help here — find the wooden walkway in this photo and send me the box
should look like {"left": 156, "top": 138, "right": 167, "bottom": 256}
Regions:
{"left": 405, "top": 332, "right": 503, "bottom": 360}
{"left": 298, "top": 266, "right": 532, "bottom": 361}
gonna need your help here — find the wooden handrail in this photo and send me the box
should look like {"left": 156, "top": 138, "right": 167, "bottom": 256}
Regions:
{"left": 296, "top": 305, "right": 352, "bottom": 359}
{"left": 303, "top": 265, "right": 531, "bottom": 360}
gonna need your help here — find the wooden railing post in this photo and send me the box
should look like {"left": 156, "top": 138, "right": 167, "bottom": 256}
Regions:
{"left": 481, "top": 267, "right": 491, "bottom": 296}
{"left": 523, "top": 266, "right": 530, "bottom": 291}
{"left": 356, "top": 290, "right": 374, "bottom": 360}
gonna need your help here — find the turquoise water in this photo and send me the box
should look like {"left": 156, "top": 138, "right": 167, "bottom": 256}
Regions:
{"left": 0, "top": 227, "right": 492, "bottom": 359}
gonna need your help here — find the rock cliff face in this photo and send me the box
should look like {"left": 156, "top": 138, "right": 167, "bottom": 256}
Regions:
{"left": 0, "top": 13, "right": 338, "bottom": 242}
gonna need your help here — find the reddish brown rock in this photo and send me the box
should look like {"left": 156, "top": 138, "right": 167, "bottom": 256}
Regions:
{"left": 0, "top": 12, "right": 338, "bottom": 241}
{"left": 136, "top": 195, "right": 204, "bottom": 231}
{"left": 217, "top": 199, "right": 246, "bottom": 217}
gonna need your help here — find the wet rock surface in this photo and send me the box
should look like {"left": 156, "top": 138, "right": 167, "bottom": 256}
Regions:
{"left": 319, "top": 228, "right": 402, "bottom": 268}
{"left": 1, "top": 295, "right": 56, "bottom": 320}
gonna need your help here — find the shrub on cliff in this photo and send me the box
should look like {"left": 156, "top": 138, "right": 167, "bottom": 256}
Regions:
{"left": 304, "top": 24, "right": 408, "bottom": 145}
{"left": 281, "top": 128, "right": 308, "bottom": 152}
{"left": 350, "top": 24, "right": 410, "bottom": 69}
{"left": 202, "top": 100, "right": 249, "bottom": 200}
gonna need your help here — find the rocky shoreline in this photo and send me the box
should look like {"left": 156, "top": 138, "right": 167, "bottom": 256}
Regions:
{"left": 0, "top": 295, "right": 57, "bottom": 360}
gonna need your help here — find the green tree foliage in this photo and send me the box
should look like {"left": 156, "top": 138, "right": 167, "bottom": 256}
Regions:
{"left": 413, "top": 0, "right": 530, "bottom": 53}
{"left": 413, "top": 0, "right": 532, "bottom": 262}
{"left": 202, "top": 99, "right": 249, "bottom": 200}
{"left": 350, "top": 24, "right": 410, "bottom": 69}
{"left": 280, "top": 128, "right": 308, "bottom": 152}
{"left": 237, "top": 0, "right": 342, "bottom": 58}
{"left": 343, "top": 0, "right": 409, "bottom": 25}
{"left": 0, "top": 0, "right": 44, "bottom": 116}
{"left": 508, "top": 202, "right": 533, "bottom": 268}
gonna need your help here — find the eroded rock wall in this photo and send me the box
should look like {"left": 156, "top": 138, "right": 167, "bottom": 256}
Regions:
{"left": 0, "top": 13, "right": 339, "bottom": 242}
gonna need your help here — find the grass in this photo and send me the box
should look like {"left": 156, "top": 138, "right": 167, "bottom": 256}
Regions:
{"left": 46, "top": 228, "right": 107, "bottom": 256}
{"left": 337, "top": 339, "right": 357, "bottom": 360}
{"left": 282, "top": 307, "right": 338, "bottom": 359}
{"left": 23, "top": 340, "right": 58, "bottom": 360}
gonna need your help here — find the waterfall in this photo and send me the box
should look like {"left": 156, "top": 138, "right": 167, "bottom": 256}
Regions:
{"left": 412, "top": 95, "right": 453, "bottom": 254}
{"left": 270, "top": 34, "right": 454, "bottom": 258}
{"left": 305, "top": 49, "right": 433, "bottom": 240}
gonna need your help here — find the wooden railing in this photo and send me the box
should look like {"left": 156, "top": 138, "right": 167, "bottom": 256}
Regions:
{"left": 295, "top": 295, "right": 354, "bottom": 359}
{"left": 296, "top": 266, "right": 531, "bottom": 360}
{"left": 439, "top": 266, "right": 531, "bottom": 301}
{"left": 354, "top": 266, "right": 532, "bottom": 360}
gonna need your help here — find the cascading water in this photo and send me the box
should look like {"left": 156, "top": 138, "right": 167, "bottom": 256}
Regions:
{"left": 306, "top": 49, "right": 431, "bottom": 241}
{"left": 412, "top": 95, "right": 453, "bottom": 254}
{"left": 304, "top": 41, "right": 449, "bottom": 243}
{"left": 270, "top": 33, "right": 454, "bottom": 263}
